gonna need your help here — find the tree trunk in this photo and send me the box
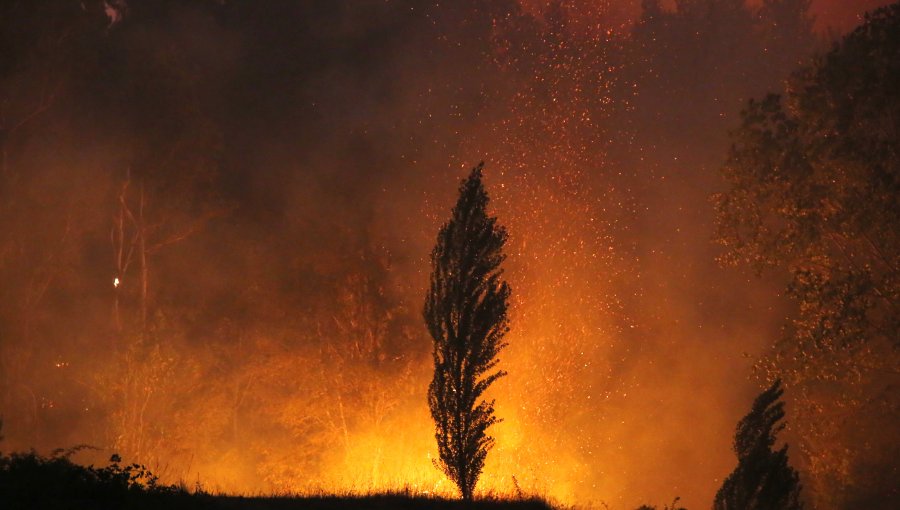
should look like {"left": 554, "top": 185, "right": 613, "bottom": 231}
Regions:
{"left": 139, "top": 185, "right": 148, "bottom": 332}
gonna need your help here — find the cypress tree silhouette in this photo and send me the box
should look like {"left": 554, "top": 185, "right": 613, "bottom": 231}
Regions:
{"left": 424, "top": 162, "right": 510, "bottom": 500}
{"left": 714, "top": 379, "right": 802, "bottom": 510}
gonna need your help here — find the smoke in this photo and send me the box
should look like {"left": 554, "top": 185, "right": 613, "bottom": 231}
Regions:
{"left": 0, "top": 0, "right": 893, "bottom": 508}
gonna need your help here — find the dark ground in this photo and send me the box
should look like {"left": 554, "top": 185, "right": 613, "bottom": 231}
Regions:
{"left": 0, "top": 449, "right": 556, "bottom": 510}
{"left": 6, "top": 492, "right": 557, "bottom": 510}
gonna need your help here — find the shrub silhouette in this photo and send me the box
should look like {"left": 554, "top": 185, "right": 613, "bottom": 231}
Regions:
{"left": 0, "top": 447, "right": 180, "bottom": 508}
{"left": 714, "top": 379, "right": 802, "bottom": 510}
{"left": 635, "top": 496, "right": 687, "bottom": 510}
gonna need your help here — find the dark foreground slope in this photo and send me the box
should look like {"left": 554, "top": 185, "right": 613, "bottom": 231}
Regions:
{"left": 171, "top": 494, "right": 553, "bottom": 510}
{"left": 7, "top": 493, "right": 555, "bottom": 510}
{"left": 5, "top": 492, "right": 556, "bottom": 510}
{"left": 0, "top": 451, "right": 554, "bottom": 510}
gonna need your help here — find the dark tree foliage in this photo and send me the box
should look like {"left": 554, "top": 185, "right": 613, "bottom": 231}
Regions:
{"left": 424, "top": 163, "right": 510, "bottom": 500}
{"left": 714, "top": 5, "right": 900, "bottom": 506}
{"left": 714, "top": 380, "right": 802, "bottom": 510}
{"left": 0, "top": 449, "right": 181, "bottom": 508}
{"left": 715, "top": 4, "right": 899, "bottom": 350}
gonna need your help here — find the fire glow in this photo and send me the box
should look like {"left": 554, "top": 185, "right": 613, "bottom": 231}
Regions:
{"left": 0, "top": 1, "right": 896, "bottom": 509}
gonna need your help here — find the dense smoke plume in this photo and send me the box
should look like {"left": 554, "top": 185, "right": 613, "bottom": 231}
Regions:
{"left": 0, "top": 1, "right": 894, "bottom": 508}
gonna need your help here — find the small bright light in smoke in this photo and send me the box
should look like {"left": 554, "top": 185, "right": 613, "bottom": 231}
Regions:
{"left": 114, "top": 277, "right": 120, "bottom": 288}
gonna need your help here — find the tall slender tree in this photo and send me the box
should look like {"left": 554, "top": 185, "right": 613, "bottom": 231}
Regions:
{"left": 424, "top": 162, "right": 510, "bottom": 500}
{"left": 714, "top": 380, "right": 802, "bottom": 510}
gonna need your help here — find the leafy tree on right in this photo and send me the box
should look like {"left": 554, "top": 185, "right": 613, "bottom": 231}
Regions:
{"left": 714, "top": 4, "right": 899, "bottom": 507}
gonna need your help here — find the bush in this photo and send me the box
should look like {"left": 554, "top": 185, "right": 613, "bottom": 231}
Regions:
{"left": 0, "top": 447, "right": 181, "bottom": 509}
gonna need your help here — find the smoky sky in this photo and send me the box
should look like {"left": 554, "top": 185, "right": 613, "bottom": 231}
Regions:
{"left": 1, "top": 0, "right": 895, "bottom": 508}
{"left": 108, "top": 0, "right": 892, "bottom": 217}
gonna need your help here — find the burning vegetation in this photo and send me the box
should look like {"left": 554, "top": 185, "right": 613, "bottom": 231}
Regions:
{"left": 0, "top": 1, "right": 897, "bottom": 509}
